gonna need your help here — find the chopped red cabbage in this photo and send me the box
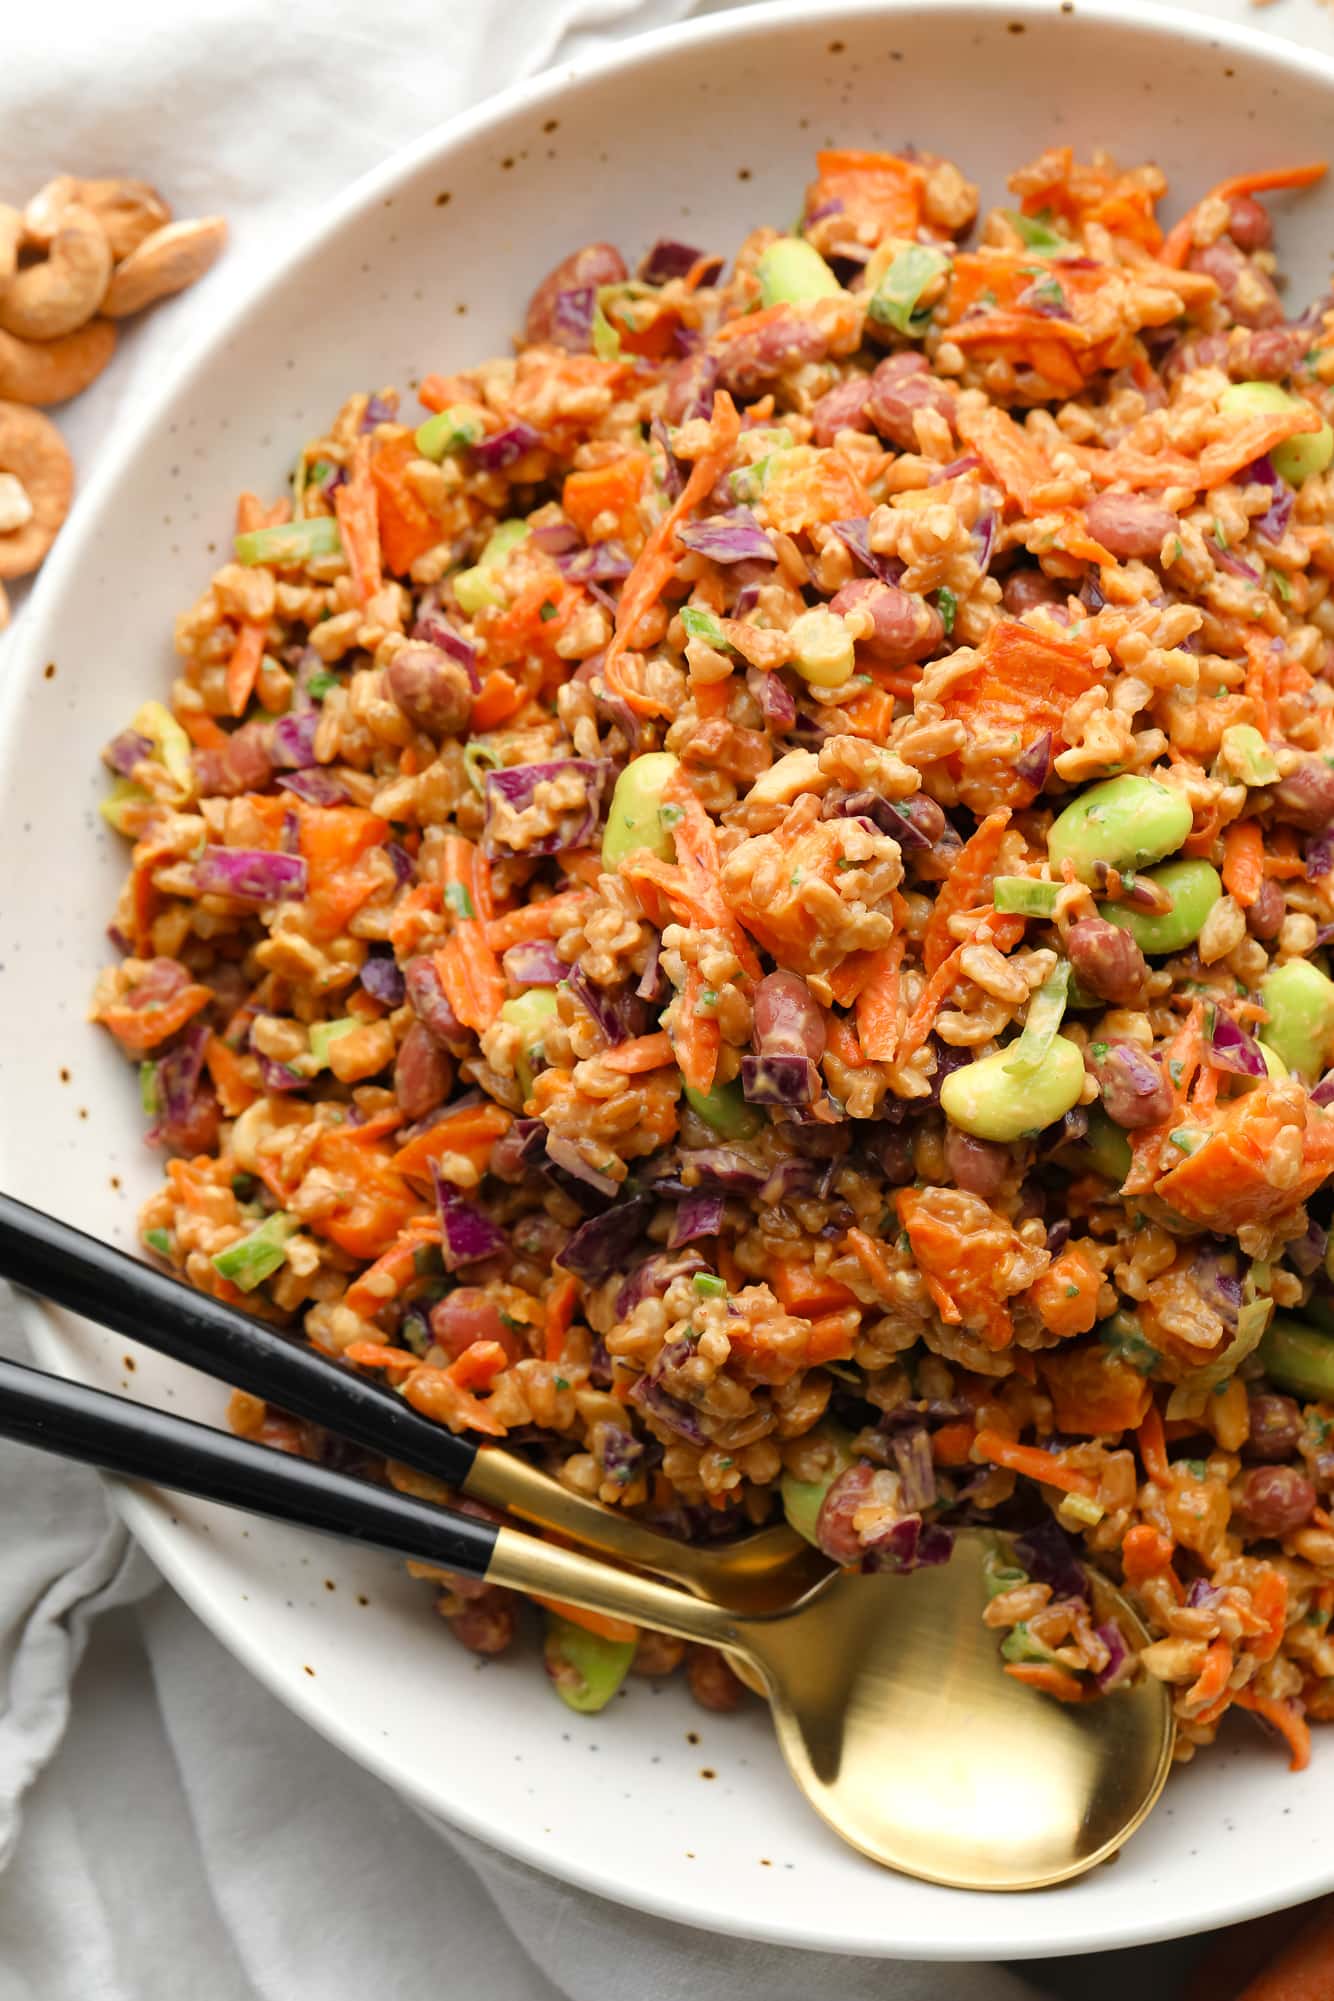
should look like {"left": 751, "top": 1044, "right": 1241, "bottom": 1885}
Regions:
{"left": 678, "top": 1147, "right": 767, "bottom": 1192}
{"left": 676, "top": 508, "right": 776, "bottom": 565}
{"left": 1313, "top": 1070, "right": 1334, "bottom": 1107}
{"left": 411, "top": 612, "right": 480, "bottom": 686}
{"left": 638, "top": 240, "right": 722, "bottom": 286}
{"left": 385, "top": 841, "right": 415, "bottom": 885}
{"left": 361, "top": 394, "right": 396, "bottom": 429}
{"left": 566, "top": 963, "right": 646, "bottom": 1045}
{"left": 148, "top": 1023, "right": 210, "bottom": 1142}
{"left": 974, "top": 509, "right": 997, "bottom": 575}
{"left": 483, "top": 759, "right": 607, "bottom": 858}
{"left": 636, "top": 935, "right": 665, "bottom": 1003}
{"left": 503, "top": 940, "right": 567, "bottom": 987}
{"left": 471, "top": 422, "right": 543, "bottom": 471}
{"left": 1013, "top": 732, "right": 1054, "bottom": 793}
{"left": 195, "top": 847, "right": 308, "bottom": 903}
{"left": 1014, "top": 1515, "right": 1090, "bottom": 1602}
{"left": 832, "top": 789, "right": 931, "bottom": 849}
{"left": 543, "top": 1134, "right": 620, "bottom": 1208}
{"left": 1290, "top": 1217, "right": 1329, "bottom": 1277}
{"left": 255, "top": 1050, "right": 307, "bottom": 1094}
{"left": 929, "top": 453, "right": 983, "bottom": 484}
{"left": 432, "top": 1166, "right": 508, "bottom": 1270}
{"left": 360, "top": 949, "right": 406, "bottom": 1008}
{"left": 405, "top": 957, "right": 467, "bottom": 1047}
{"left": 1213, "top": 543, "right": 1262, "bottom": 582}
{"left": 1308, "top": 833, "right": 1334, "bottom": 882}
{"left": 615, "top": 1249, "right": 707, "bottom": 1316}
{"left": 892, "top": 1427, "right": 937, "bottom": 1513}
{"left": 278, "top": 768, "right": 350, "bottom": 806}
{"left": 555, "top": 541, "right": 635, "bottom": 584}
{"left": 1209, "top": 1011, "right": 1267, "bottom": 1078}
{"left": 759, "top": 1155, "right": 835, "bottom": 1204}
{"left": 1244, "top": 455, "right": 1295, "bottom": 543}
{"left": 650, "top": 416, "right": 687, "bottom": 499}
{"left": 628, "top": 1372, "right": 707, "bottom": 1445}
{"left": 530, "top": 520, "right": 583, "bottom": 557}
{"left": 103, "top": 729, "right": 153, "bottom": 776}
{"left": 551, "top": 286, "right": 596, "bottom": 349}
{"left": 271, "top": 712, "right": 319, "bottom": 769}
{"left": 747, "top": 664, "right": 796, "bottom": 730}
{"left": 831, "top": 517, "right": 905, "bottom": 586}
{"left": 557, "top": 1193, "right": 654, "bottom": 1281}
{"left": 668, "top": 1190, "right": 726, "bottom": 1248}
{"left": 741, "top": 1052, "right": 815, "bottom": 1105}
{"left": 1094, "top": 1620, "right": 1134, "bottom": 1691}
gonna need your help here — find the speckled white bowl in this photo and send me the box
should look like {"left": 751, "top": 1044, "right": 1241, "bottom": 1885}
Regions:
{"left": 4, "top": 0, "right": 1334, "bottom": 1957}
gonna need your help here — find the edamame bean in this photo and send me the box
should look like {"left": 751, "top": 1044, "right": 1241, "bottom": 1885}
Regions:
{"left": 543, "top": 1613, "right": 636, "bottom": 1714}
{"left": 453, "top": 518, "right": 530, "bottom": 615}
{"left": 787, "top": 607, "right": 855, "bottom": 689}
{"left": 1220, "top": 380, "right": 1334, "bottom": 485}
{"left": 601, "top": 751, "right": 682, "bottom": 869}
{"left": 1047, "top": 775, "right": 1193, "bottom": 885}
{"left": 1258, "top": 1313, "right": 1334, "bottom": 1402}
{"left": 1258, "top": 1040, "right": 1289, "bottom": 1082}
{"left": 1099, "top": 859, "right": 1222, "bottom": 955}
{"left": 499, "top": 988, "right": 560, "bottom": 1097}
{"left": 1080, "top": 1106, "right": 1133, "bottom": 1185}
{"left": 1258, "top": 959, "right": 1334, "bottom": 1079}
{"left": 756, "top": 236, "right": 844, "bottom": 308}
{"left": 1219, "top": 723, "right": 1280, "bottom": 788}
{"left": 939, "top": 1035, "right": 1085, "bottom": 1142}
{"left": 682, "top": 1075, "right": 764, "bottom": 1140}
{"left": 780, "top": 1424, "right": 854, "bottom": 1548}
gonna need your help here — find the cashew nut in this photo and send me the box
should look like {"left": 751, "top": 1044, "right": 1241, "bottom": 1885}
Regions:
{"left": 0, "top": 206, "right": 22, "bottom": 286}
{"left": 0, "top": 402, "right": 73, "bottom": 579}
{"left": 26, "top": 176, "right": 172, "bottom": 262}
{"left": 23, "top": 176, "right": 79, "bottom": 247}
{"left": 0, "top": 205, "right": 112, "bottom": 341}
{"left": 0, "top": 472, "right": 33, "bottom": 534}
{"left": 0, "top": 318, "right": 116, "bottom": 406}
{"left": 102, "top": 216, "right": 227, "bottom": 318}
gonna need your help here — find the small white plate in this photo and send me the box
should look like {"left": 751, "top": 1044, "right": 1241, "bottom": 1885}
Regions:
{"left": 4, "top": 0, "right": 1332, "bottom": 1957}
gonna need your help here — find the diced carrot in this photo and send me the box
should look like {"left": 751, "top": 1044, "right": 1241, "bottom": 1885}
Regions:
{"left": 937, "top": 620, "right": 1102, "bottom": 807}
{"left": 544, "top": 1271, "right": 580, "bottom": 1364}
{"left": 1121, "top": 1523, "right": 1176, "bottom": 1587}
{"left": 1003, "top": 1661, "right": 1088, "bottom": 1703}
{"left": 1250, "top": 1568, "right": 1289, "bottom": 1665}
{"left": 173, "top": 705, "right": 230, "bottom": 752}
{"left": 854, "top": 936, "right": 905, "bottom": 1062}
{"left": 837, "top": 682, "right": 900, "bottom": 743}
{"left": 772, "top": 1259, "right": 857, "bottom": 1319}
{"left": 972, "top": 1429, "right": 1097, "bottom": 1498}
{"left": 601, "top": 1032, "right": 675, "bottom": 1074}
{"left": 562, "top": 454, "right": 646, "bottom": 547}
{"left": 922, "top": 809, "right": 1012, "bottom": 974}
{"left": 445, "top": 1338, "right": 510, "bottom": 1393}
{"left": 203, "top": 1033, "right": 258, "bottom": 1116}
{"left": 297, "top": 805, "right": 391, "bottom": 941}
{"left": 672, "top": 963, "right": 721, "bottom": 1095}
{"left": 1160, "top": 160, "right": 1326, "bottom": 267}
{"left": 895, "top": 1187, "right": 1018, "bottom": 1350}
{"left": 1028, "top": 1244, "right": 1104, "bottom": 1341}
{"left": 98, "top": 982, "right": 212, "bottom": 1054}
{"left": 1155, "top": 1085, "right": 1334, "bottom": 1232}
{"left": 1040, "top": 1339, "right": 1152, "bottom": 1435}
{"left": 333, "top": 437, "right": 382, "bottom": 606}
{"left": 370, "top": 430, "right": 442, "bottom": 575}
{"left": 824, "top": 1012, "right": 866, "bottom": 1070}
{"left": 471, "top": 668, "right": 525, "bottom": 730}
{"left": 417, "top": 373, "right": 451, "bottom": 413}
{"left": 225, "top": 621, "right": 268, "bottom": 719}
{"left": 803, "top": 1310, "right": 861, "bottom": 1365}
{"left": 804, "top": 148, "right": 925, "bottom": 243}
{"left": 602, "top": 390, "right": 742, "bottom": 718}
{"left": 954, "top": 404, "right": 1053, "bottom": 511}
{"left": 896, "top": 943, "right": 969, "bottom": 1065}
{"left": 343, "top": 1218, "right": 443, "bottom": 1320}
{"left": 485, "top": 893, "right": 588, "bottom": 951}
{"left": 1233, "top": 1686, "right": 1312, "bottom": 1773}
{"left": 1220, "top": 819, "right": 1265, "bottom": 913}
{"left": 931, "top": 1421, "right": 976, "bottom": 1468}
{"left": 391, "top": 1101, "right": 512, "bottom": 1191}
{"left": 1137, "top": 1401, "right": 1172, "bottom": 1486}
{"left": 530, "top": 1595, "right": 640, "bottom": 1645}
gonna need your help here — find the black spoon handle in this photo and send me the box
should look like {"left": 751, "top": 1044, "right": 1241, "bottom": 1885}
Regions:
{"left": 0, "top": 1192, "right": 478, "bottom": 1487}
{"left": 0, "top": 1351, "right": 499, "bottom": 1575}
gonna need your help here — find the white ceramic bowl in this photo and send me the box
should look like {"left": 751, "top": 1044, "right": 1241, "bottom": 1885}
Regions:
{"left": 4, "top": 0, "right": 1334, "bottom": 1957}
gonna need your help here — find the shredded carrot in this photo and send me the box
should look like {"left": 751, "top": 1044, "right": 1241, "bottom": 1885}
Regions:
{"left": 333, "top": 437, "right": 382, "bottom": 607}
{"left": 433, "top": 837, "right": 505, "bottom": 1033}
{"left": 343, "top": 1219, "right": 442, "bottom": 1321}
{"left": 1160, "top": 161, "right": 1327, "bottom": 268}
{"left": 845, "top": 1226, "right": 895, "bottom": 1295}
{"left": 602, "top": 390, "right": 742, "bottom": 717}
{"left": 922, "top": 809, "right": 1011, "bottom": 974}
{"left": 1121, "top": 1523, "right": 1176, "bottom": 1587}
{"left": 417, "top": 373, "right": 453, "bottom": 413}
{"left": 174, "top": 706, "right": 230, "bottom": 752}
{"left": 391, "top": 1100, "right": 511, "bottom": 1190}
{"left": 1137, "top": 1401, "right": 1172, "bottom": 1486}
{"left": 1223, "top": 819, "right": 1266, "bottom": 907}
{"left": 972, "top": 1429, "right": 1097, "bottom": 1498}
{"left": 824, "top": 1012, "right": 866, "bottom": 1070}
{"left": 203, "top": 1033, "right": 257, "bottom": 1116}
{"left": 98, "top": 982, "right": 212, "bottom": 1054}
{"left": 897, "top": 942, "right": 969, "bottom": 1064}
{"left": 1233, "top": 1687, "right": 1313, "bottom": 1773}
{"left": 370, "top": 431, "right": 442, "bottom": 574}
{"left": 771, "top": 1259, "right": 857, "bottom": 1318}
{"left": 224, "top": 621, "right": 268, "bottom": 720}
{"left": 1250, "top": 1568, "right": 1289, "bottom": 1665}
{"left": 1003, "top": 1662, "right": 1088, "bottom": 1703}
{"left": 1186, "top": 1637, "right": 1234, "bottom": 1709}
{"left": 343, "top": 1341, "right": 420, "bottom": 1376}
{"left": 672, "top": 963, "right": 720, "bottom": 1094}
{"left": 601, "top": 1031, "right": 675, "bottom": 1074}
{"left": 542, "top": 1271, "right": 580, "bottom": 1365}
{"left": 484, "top": 891, "right": 589, "bottom": 951}
{"left": 931, "top": 1421, "right": 976, "bottom": 1468}
{"left": 531, "top": 1595, "right": 640, "bottom": 1645}
{"left": 854, "top": 934, "right": 905, "bottom": 1062}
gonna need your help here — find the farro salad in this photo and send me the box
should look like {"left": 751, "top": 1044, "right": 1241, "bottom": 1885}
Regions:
{"left": 94, "top": 140, "right": 1334, "bottom": 1753}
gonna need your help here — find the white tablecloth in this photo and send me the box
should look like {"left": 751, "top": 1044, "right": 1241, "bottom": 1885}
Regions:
{"left": 3, "top": 0, "right": 1331, "bottom": 1992}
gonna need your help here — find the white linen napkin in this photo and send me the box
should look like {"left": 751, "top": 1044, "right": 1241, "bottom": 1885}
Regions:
{"left": 0, "top": 0, "right": 1319, "bottom": 1991}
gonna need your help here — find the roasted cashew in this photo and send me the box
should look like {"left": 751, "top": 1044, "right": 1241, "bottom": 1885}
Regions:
{"left": 0, "top": 318, "right": 116, "bottom": 406}
{"left": 102, "top": 216, "right": 227, "bottom": 318}
{"left": 0, "top": 402, "right": 73, "bottom": 579}
{"left": 0, "top": 206, "right": 22, "bottom": 286}
{"left": 25, "top": 176, "right": 171, "bottom": 262}
{"left": 0, "top": 204, "right": 112, "bottom": 341}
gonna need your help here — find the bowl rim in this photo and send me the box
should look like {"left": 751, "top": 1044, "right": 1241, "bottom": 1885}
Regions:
{"left": 8, "top": 0, "right": 1334, "bottom": 1956}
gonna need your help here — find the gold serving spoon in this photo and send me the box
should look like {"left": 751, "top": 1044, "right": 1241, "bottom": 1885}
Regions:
{"left": 0, "top": 1349, "right": 1174, "bottom": 1892}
